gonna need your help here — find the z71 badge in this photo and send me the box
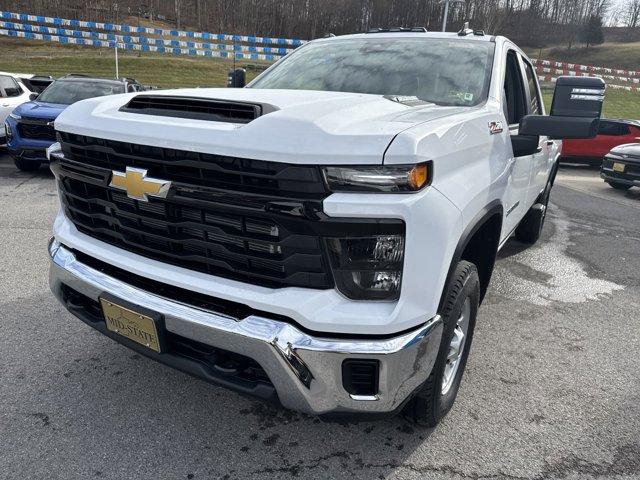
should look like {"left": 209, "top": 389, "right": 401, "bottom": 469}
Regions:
{"left": 488, "top": 121, "right": 504, "bottom": 134}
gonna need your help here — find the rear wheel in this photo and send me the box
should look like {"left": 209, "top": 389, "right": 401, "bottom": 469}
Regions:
{"left": 13, "top": 158, "right": 41, "bottom": 172}
{"left": 606, "top": 181, "right": 632, "bottom": 191}
{"left": 515, "top": 165, "right": 555, "bottom": 245}
{"left": 403, "top": 261, "right": 480, "bottom": 427}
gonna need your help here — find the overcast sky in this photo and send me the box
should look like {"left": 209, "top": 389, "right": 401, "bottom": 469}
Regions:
{"left": 607, "top": 0, "right": 629, "bottom": 25}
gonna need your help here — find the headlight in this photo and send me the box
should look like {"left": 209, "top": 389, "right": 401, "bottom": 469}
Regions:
{"left": 4, "top": 122, "right": 12, "bottom": 141}
{"left": 8, "top": 112, "right": 21, "bottom": 120}
{"left": 325, "top": 234, "right": 405, "bottom": 301}
{"left": 323, "top": 163, "right": 430, "bottom": 192}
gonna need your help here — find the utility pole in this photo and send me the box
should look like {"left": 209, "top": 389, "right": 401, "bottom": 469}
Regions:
{"left": 113, "top": 2, "right": 119, "bottom": 79}
{"left": 440, "top": 0, "right": 465, "bottom": 32}
{"left": 175, "top": 0, "right": 181, "bottom": 30}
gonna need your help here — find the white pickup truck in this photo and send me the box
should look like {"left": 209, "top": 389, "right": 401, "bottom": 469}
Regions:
{"left": 47, "top": 28, "right": 604, "bottom": 426}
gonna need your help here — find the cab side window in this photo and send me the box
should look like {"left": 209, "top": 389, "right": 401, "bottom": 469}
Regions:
{"left": 0, "top": 75, "right": 22, "bottom": 98}
{"left": 523, "top": 60, "right": 542, "bottom": 115}
{"left": 503, "top": 51, "right": 527, "bottom": 126}
{"left": 597, "top": 120, "right": 628, "bottom": 136}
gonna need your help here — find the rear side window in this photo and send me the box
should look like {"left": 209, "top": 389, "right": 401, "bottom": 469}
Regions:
{"left": 0, "top": 75, "right": 22, "bottom": 98}
{"left": 503, "top": 51, "right": 527, "bottom": 125}
{"left": 598, "top": 121, "right": 625, "bottom": 136}
{"left": 522, "top": 60, "right": 541, "bottom": 115}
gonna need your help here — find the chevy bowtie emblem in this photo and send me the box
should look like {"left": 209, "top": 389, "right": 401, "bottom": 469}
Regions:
{"left": 109, "top": 167, "right": 171, "bottom": 202}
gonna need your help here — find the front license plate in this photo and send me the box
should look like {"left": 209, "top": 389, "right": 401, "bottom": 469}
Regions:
{"left": 100, "top": 298, "right": 162, "bottom": 352}
{"left": 613, "top": 162, "right": 626, "bottom": 172}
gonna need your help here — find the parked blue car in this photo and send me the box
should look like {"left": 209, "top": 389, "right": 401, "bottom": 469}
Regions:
{"left": 5, "top": 75, "right": 142, "bottom": 171}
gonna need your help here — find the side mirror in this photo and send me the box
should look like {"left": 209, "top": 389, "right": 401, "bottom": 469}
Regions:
{"left": 511, "top": 134, "right": 540, "bottom": 157}
{"left": 227, "top": 68, "right": 246, "bottom": 88}
{"left": 29, "top": 92, "right": 39, "bottom": 101}
{"left": 519, "top": 76, "right": 605, "bottom": 139}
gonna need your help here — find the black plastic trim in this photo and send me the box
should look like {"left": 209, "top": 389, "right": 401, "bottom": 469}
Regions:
{"left": 438, "top": 200, "right": 503, "bottom": 311}
{"left": 60, "top": 283, "right": 279, "bottom": 403}
{"left": 120, "top": 95, "right": 262, "bottom": 123}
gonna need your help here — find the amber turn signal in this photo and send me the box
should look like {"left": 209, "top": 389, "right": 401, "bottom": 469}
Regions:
{"left": 408, "top": 163, "right": 429, "bottom": 190}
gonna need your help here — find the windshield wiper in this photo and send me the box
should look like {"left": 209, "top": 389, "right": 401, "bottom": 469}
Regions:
{"left": 384, "top": 95, "right": 435, "bottom": 107}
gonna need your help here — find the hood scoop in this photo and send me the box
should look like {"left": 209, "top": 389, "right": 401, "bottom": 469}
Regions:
{"left": 119, "top": 95, "right": 264, "bottom": 124}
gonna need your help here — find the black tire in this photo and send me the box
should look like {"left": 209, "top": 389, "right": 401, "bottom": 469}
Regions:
{"left": 515, "top": 166, "right": 554, "bottom": 244}
{"left": 403, "top": 260, "right": 480, "bottom": 427}
{"left": 13, "top": 158, "right": 41, "bottom": 172}
{"left": 607, "top": 181, "right": 632, "bottom": 191}
{"left": 514, "top": 203, "right": 546, "bottom": 244}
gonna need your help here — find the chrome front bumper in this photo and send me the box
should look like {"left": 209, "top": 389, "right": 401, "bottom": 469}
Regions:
{"left": 49, "top": 240, "right": 443, "bottom": 415}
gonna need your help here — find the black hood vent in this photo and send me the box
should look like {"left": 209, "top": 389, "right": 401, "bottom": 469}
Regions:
{"left": 120, "top": 95, "right": 262, "bottom": 124}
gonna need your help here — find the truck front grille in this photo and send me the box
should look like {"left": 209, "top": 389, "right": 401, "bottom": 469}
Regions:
{"left": 54, "top": 133, "right": 403, "bottom": 291}
{"left": 18, "top": 119, "right": 56, "bottom": 141}
{"left": 57, "top": 132, "right": 327, "bottom": 198}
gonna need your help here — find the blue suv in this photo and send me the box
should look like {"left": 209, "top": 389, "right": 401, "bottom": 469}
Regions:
{"left": 5, "top": 75, "right": 141, "bottom": 171}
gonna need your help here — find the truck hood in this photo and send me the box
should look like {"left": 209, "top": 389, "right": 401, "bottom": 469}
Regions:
{"left": 610, "top": 143, "right": 640, "bottom": 159}
{"left": 55, "top": 88, "right": 469, "bottom": 165}
{"left": 15, "top": 101, "right": 66, "bottom": 120}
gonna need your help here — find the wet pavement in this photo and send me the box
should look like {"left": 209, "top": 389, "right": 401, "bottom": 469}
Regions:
{"left": 1, "top": 155, "right": 638, "bottom": 479}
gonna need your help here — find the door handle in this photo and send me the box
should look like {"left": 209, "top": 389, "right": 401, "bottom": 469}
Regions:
{"left": 1, "top": 103, "right": 10, "bottom": 107}
{"left": 546, "top": 140, "right": 554, "bottom": 146}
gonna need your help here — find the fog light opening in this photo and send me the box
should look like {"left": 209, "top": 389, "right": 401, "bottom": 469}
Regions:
{"left": 342, "top": 359, "right": 380, "bottom": 399}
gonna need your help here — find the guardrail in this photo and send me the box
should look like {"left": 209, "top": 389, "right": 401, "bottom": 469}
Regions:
{"left": 537, "top": 74, "right": 640, "bottom": 93}
{"left": 534, "top": 58, "right": 640, "bottom": 94}
{"left": 533, "top": 58, "right": 639, "bottom": 78}
{"left": 0, "top": 10, "right": 304, "bottom": 61}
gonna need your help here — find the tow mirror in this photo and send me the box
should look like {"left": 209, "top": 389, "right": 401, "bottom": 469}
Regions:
{"left": 511, "top": 134, "right": 540, "bottom": 157}
{"left": 29, "top": 92, "right": 39, "bottom": 101}
{"left": 519, "top": 76, "right": 605, "bottom": 139}
{"left": 227, "top": 68, "right": 247, "bottom": 88}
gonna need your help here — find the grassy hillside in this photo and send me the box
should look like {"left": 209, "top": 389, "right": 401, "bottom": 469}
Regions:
{"left": 527, "top": 41, "right": 640, "bottom": 119}
{"left": 0, "top": 37, "right": 264, "bottom": 88}
{"left": 524, "top": 42, "right": 640, "bottom": 70}
{"left": 542, "top": 90, "right": 639, "bottom": 120}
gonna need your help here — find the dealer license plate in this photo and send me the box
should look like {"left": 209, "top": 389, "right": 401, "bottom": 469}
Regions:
{"left": 613, "top": 162, "right": 626, "bottom": 173}
{"left": 100, "top": 298, "right": 162, "bottom": 352}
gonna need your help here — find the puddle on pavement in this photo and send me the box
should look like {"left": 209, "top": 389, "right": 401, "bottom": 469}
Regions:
{"left": 492, "top": 205, "right": 624, "bottom": 306}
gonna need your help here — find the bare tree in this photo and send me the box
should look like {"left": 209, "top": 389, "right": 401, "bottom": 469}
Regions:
{"left": 0, "top": 0, "right": 622, "bottom": 48}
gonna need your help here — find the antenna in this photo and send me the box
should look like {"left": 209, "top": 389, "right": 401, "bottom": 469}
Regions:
{"left": 457, "top": 21, "right": 474, "bottom": 36}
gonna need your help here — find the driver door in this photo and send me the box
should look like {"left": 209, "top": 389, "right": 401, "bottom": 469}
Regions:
{"left": 502, "top": 50, "right": 534, "bottom": 236}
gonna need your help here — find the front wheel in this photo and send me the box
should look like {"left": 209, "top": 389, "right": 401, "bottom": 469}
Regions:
{"left": 403, "top": 261, "right": 480, "bottom": 427}
{"left": 607, "top": 181, "right": 632, "bottom": 191}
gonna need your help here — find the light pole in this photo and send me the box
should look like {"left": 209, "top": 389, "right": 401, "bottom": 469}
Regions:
{"left": 440, "top": 0, "right": 465, "bottom": 32}
{"left": 113, "top": 3, "right": 119, "bottom": 79}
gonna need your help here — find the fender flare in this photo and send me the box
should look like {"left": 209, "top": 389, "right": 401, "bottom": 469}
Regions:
{"left": 437, "top": 200, "right": 503, "bottom": 312}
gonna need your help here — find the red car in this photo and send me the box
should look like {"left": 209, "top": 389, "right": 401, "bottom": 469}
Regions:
{"left": 560, "top": 119, "right": 640, "bottom": 166}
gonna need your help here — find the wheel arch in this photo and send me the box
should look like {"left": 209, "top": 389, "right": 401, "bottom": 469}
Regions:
{"left": 438, "top": 201, "right": 503, "bottom": 311}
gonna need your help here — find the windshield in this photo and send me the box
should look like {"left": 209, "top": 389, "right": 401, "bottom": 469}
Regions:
{"left": 37, "top": 80, "right": 125, "bottom": 105}
{"left": 250, "top": 37, "right": 495, "bottom": 106}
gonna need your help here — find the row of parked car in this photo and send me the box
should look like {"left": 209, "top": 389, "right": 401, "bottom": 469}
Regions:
{"left": 0, "top": 69, "right": 638, "bottom": 190}
{"left": 561, "top": 118, "right": 640, "bottom": 191}
{"left": 0, "top": 72, "right": 146, "bottom": 171}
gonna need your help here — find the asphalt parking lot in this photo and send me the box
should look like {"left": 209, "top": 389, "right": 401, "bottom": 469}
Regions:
{"left": 1, "top": 154, "right": 639, "bottom": 480}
